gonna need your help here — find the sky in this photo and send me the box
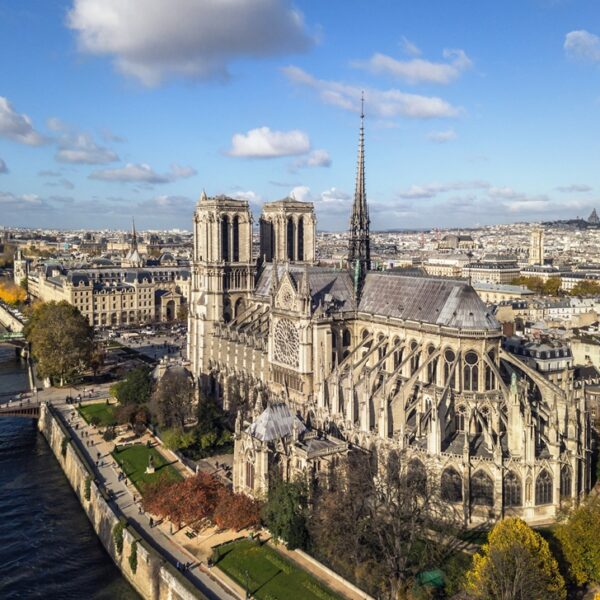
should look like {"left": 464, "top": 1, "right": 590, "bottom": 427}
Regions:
{"left": 1, "top": 0, "right": 600, "bottom": 232}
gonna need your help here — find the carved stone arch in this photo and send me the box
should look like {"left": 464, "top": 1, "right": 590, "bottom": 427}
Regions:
{"left": 470, "top": 469, "right": 494, "bottom": 506}
{"left": 441, "top": 466, "right": 463, "bottom": 502}
{"left": 503, "top": 470, "right": 522, "bottom": 507}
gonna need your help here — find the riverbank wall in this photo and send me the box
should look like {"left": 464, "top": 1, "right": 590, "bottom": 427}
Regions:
{"left": 37, "top": 402, "right": 207, "bottom": 600}
{"left": 0, "top": 303, "right": 24, "bottom": 333}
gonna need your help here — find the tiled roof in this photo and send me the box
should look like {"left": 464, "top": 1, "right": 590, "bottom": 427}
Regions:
{"left": 359, "top": 272, "right": 500, "bottom": 331}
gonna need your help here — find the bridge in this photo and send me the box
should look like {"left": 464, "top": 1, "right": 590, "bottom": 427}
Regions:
{"left": 0, "top": 398, "right": 42, "bottom": 419}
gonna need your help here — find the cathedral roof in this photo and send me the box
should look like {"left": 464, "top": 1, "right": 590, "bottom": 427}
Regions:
{"left": 247, "top": 403, "right": 306, "bottom": 442}
{"left": 359, "top": 272, "right": 500, "bottom": 331}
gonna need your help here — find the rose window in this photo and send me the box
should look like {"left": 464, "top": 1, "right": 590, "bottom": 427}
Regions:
{"left": 273, "top": 319, "right": 300, "bottom": 368}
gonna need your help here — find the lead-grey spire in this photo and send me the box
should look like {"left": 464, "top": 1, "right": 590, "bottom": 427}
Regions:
{"left": 347, "top": 92, "right": 370, "bottom": 296}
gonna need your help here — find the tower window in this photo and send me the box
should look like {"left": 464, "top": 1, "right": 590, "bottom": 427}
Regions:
{"left": 297, "top": 217, "right": 304, "bottom": 261}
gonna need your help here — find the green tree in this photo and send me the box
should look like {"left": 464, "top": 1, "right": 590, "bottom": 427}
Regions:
{"left": 110, "top": 367, "right": 152, "bottom": 405}
{"left": 262, "top": 478, "right": 309, "bottom": 550}
{"left": 571, "top": 280, "right": 600, "bottom": 296}
{"left": 555, "top": 497, "right": 600, "bottom": 586}
{"left": 543, "top": 277, "right": 562, "bottom": 296}
{"left": 465, "top": 517, "right": 566, "bottom": 600}
{"left": 24, "top": 301, "right": 94, "bottom": 385}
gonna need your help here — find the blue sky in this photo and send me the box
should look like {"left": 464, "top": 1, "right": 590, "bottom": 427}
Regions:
{"left": 1, "top": 0, "right": 600, "bottom": 231}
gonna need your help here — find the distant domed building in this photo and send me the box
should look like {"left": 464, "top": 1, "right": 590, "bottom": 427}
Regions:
{"left": 588, "top": 208, "right": 599, "bottom": 225}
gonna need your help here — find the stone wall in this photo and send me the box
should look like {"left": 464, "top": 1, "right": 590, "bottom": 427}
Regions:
{"left": 0, "top": 303, "right": 24, "bottom": 332}
{"left": 38, "top": 403, "right": 206, "bottom": 600}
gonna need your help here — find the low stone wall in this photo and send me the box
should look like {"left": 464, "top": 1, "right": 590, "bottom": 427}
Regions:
{"left": 0, "top": 303, "right": 24, "bottom": 332}
{"left": 37, "top": 403, "right": 206, "bottom": 600}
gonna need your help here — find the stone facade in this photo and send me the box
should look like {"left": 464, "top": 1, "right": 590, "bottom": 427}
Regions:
{"left": 188, "top": 125, "right": 592, "bottom": 525}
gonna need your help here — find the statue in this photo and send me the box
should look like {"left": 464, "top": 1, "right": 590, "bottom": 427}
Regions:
{"left": 145, "top": 453, "right": 155, "bottom": 474}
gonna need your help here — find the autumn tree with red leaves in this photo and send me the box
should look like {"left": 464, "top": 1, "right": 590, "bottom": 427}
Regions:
{"left": 214, "top": 489, "right": 261, "bottom": 531}
{"left": 142, "top": 471, "right": 260, "bottom": 531}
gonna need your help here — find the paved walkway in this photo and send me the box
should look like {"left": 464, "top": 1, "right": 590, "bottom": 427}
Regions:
{"left": 51, "top": 396, "right": 242, "bottom": 600}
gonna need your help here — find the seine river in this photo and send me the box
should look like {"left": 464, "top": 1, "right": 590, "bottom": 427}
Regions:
{"left": 0, "top": 343, "right": 138, "bottom": 599}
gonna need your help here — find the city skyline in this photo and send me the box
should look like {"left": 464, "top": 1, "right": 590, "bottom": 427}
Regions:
{"left": 1, "top": 0, "right": 600, "bottom": 230}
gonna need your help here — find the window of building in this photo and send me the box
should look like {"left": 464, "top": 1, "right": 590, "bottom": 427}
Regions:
{"left": 471, "top": 470, "right": 494, "bottom": 506}
{"left": 464, "top": 351, "right": 479, "bottom": 391}
{"left": 503, "top": 471, "right": 522, "bottom": 507}
{"left": 535, "top": 470, "right": 553, "bottom": 505}
{"left": 455, "top": 404, "right": 466, "bottom": 432}
{"left": 560, "top": 465, "right": 572, "bottom": 498}
{"left": 441, "top": 467, "right": 462, "bottom": 502}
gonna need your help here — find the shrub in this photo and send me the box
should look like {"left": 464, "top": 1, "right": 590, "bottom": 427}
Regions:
{"left": 84, "top": 476, "right": 91, "bottom": 501}
{"left": 103, "top": 426, "right": 116, "bottom": 442}
{"left": 113, "top": 522, "right": 124, "bottom": 555}
{"left": 61, "top": 436, "right": 69, "bottom": 457}
{"left": 128, "top": 540, "right": 138, "bottom": 574}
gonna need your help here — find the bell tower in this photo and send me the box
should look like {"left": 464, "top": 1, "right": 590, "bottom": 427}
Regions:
{"left": 188, "top": 192, "right": 254, "bottom": 377}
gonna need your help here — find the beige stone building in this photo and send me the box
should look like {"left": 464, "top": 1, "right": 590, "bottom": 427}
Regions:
{"left": 188, "top": 117, "right": 591, "bottom": 525}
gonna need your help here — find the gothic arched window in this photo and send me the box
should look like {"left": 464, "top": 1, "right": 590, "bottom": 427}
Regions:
{"left": 407, "top": 459, "right": 427, "bottom": 495}
{"left": 287, "top": 217, "right": 294, "bottom": 261}
{"left": 410, "top": 341, "right": 419, "bottom": 375}
{"left": 441, "top": 467, "right": 463, "bottom": 502}
{"left": 503, "top": 471, "right": 522, "bottom": 507}
{"left": 232, "top": 215, "right": 240, "bottom": 262}
{"left": 245, "top": 460, "right": 255, "bottom": 490}
{"left": 471, "top": 470, "right": 494, "bottom": 506}
{"left": 342, "top": 328, "right": 352, "bottom": 347}
{"left": 221, "top": 215, "right": 230, "bottom": 261}
{"left": 444, "top": 349, "right": 456, "bottom": 388}
{"left": 560, "top": 465, "right": 572, "bottom": 498}
{"left": 393, "top": 339, "right": 403, "bottom": 370}
{"left": 297, "top": 216, "right": 304, "bottom": 261}
{"left": 535, "top": 469, "right": 553, "bottom": 505}
{"left": 464, "top": 351, "right": 479, "bottom": 391}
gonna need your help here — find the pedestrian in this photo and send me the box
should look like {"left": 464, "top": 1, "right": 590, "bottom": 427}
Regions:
{"left": 149, "top": 517, "right": 154, "bottom": 528}
{"left": 176, "top": 561, "right": 180, "bottom": 571}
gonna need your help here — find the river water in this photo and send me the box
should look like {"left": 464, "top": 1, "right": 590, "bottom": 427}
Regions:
{"left": 0, "top": 343, "right": 138, "bottom": 599}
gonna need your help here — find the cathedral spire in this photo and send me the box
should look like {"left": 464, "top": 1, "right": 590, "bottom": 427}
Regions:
{"left": 131, "top": 217, "right": 138, "bottom": 251}
{"left": 348, "top": 92, "right": 370, "bottom": 296}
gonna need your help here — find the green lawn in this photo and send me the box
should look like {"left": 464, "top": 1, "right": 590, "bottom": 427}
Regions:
{"left": 112, "top": 444, "right": 182, "bottom": 493}
{"left": 79, "top": 402, "right": 117, "bottom": 427}
{"left": 213, "top": 539, "right": 341, "bottom": 600}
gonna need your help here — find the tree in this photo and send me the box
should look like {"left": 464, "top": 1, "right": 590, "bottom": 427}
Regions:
{"left": 213, "top": 489, "right": 261, "bottom": 531}
{"left": 143, "top": 471, "right": 222, "bottom": 527}
{"left": 149, "top": 368, "right": 195, "bottom": 430}
{"left": 310, "top": 451, "right": 466, "bottom": 599}
{"left": 543, "top": 277, "right": 562, "bottom": 296}
{"left": 465, "top": 517, "right": 566, "bottom": 600}
{"left": 571, "top": 280, "right": 600, "bottom": 297}
{"left": 110, "top": 367, "right": 152, "bottom": 405}
{"left": 555, "top": 497, "right": 600, "bottom": 586}
{"left": 0, "top": 280, "right": 26, "bottom": 305}
{"left": 24, "top": 301, "right": 94, "bottom": 384}
{"left": 262, "top": 477, "right": 309, "bottom": 550}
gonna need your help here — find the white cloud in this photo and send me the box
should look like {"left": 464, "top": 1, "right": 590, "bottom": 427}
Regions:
{"left": 352, "top": 48, "right": 472, "bottom": 85}
{"left": 556, "top": 184, "right": 592, "bottom": 193}
{"left": 397, "top": 180, "right": 490, "bottom": 199}
{"left": 45, "top": 178, "right": 75, "bottom": 190}
{"left": 427, "top": 129, "right": 457, "bottom": 143}
{"left": 292, "top": 149, "right": 331, "bottom": 170}
{"left": 565, "top": 30, "right": 600, "bottom": 63}
{"left": 0, "top": 192, "right": 45, "bottom": 207}
{"left": 68, "top": 0, "right": 312, "bottom": 86}
{"left": 289, "top": 185, "right": 312, "bottom": 202}
{"left": 49, "top": 118, "right": 119, "bottom": 164}
{"left": 137, "top": 195, "right": 194, "bottom": 214}
{"left": 0, "top": 97, "right": 47, "bottom": 146}
{"left": 0, "top": 158, "right": 7, "bottom": 174}
{"left": 283, "top": 66, "right": 461, "bottom": 119}
{"left": 90, "top": 163, "right": 196, "bottom": 183}
{"left": 229, "top": 127, "right": 310, "bottom": 158}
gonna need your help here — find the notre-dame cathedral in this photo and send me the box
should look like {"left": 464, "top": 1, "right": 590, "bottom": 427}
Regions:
{"left": 188, "top": 112, "right": 591, "bottom": 524}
